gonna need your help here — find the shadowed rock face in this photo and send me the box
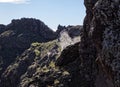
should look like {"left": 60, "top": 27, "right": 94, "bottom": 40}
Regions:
{"left": 0, "top": 24, "right": 6, "bottom": 34}
{"left": 92, "top": 0, "right": 120, "bottom": 86}
{"left": 78, "top": 0, "right": 98, "bottom": 86}
{"left": 81, "top": 0, "right": 120, "bottom": 87}
{"left": 56, "top": 42, "right": 80, "bottom": 66}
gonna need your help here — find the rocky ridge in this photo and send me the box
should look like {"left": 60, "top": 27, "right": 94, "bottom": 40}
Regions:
{"left": 57, "top": 25, "right": 82, "bottom": 50}
{"left": 0, "top": 18, "right": 57, "bottom": 76}
{"left": 0, "top": 18, "right": 82, "bottom": 87}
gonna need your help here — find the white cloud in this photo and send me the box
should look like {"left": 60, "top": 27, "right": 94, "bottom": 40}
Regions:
{"left": 0, "top": 0, "right": 30, "bottom": 4}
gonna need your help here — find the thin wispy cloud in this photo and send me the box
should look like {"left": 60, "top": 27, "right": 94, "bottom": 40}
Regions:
{"left": 0, "top": 0, "right": 30, "bottom": 4}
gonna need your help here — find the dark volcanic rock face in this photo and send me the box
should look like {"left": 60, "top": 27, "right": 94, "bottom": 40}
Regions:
{"left": 92, "top": 0, "right": 120, "bottom": 86}
{"left": 81, "top": 0, "right": 120, "bottom": 87}
{"left": 78, "top": 0, "right": 98, "bottom": 86}
{"left": 56, "top": 42, "right": 80, "bottom": 66}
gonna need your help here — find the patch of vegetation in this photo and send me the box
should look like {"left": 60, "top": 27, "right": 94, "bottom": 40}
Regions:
{"left": 31, "top": 42, "right": 40, "bottom": 47}
{"left": 26, "top": 40, "right": 68, "bottom": 87}
{"left": 49, "top": 61, "right": 55, "bottom": 68}
{"left": 34, "top": 49, "right": 40, "bottom": 56}
{"left": 42, "top": 65, "right": 50, "bottom": 73}
{"left": 31, "top": 40, "right": 61, "bottom": 58}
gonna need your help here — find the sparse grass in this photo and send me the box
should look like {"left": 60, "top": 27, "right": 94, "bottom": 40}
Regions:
{"left": 31, "top": 40, "right": 61, "bottom": 58}
{"left": 34, "top": 49, "right": 40, "bottom": 56}
{"left": 42, "top": 65, "right": 50, "bottom": 73}
{"left": 31, "top": 42, "right": 40, "bottom": 47}
{"left": 28, "top": 40, "right": 64, "bottom": 86}
{"left": 49, "top": 61, "right": 55, "bottom": 68}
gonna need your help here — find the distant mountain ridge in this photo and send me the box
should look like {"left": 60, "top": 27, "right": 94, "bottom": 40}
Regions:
{"left": 0, "top": 18, "right": 57, "bottom": 76}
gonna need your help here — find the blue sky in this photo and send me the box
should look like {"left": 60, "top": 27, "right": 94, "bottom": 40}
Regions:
{"left": 0, "top": 0, "right": 85, "bottom": 30}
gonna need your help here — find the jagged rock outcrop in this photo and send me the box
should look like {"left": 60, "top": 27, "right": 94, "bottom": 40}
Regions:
{"left": 57, "top": 25, "right": 82, "bottom": 50}
{"left": 56, "top": 25, "right": 82, "bottom": 38}
{"left": 55, "top": 25, "right": 66, "bottom": 35}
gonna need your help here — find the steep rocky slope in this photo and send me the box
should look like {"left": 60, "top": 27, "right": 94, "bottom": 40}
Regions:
{"left": 0, "top": 40, "right": 60, "bottom": 87}
{"left": 0, "top": 18, "right": 82, "bottom": 87}
{"left": 0, "top": 41, "right": 80, "bottom": 87}
{"left": 0, "top": 39, "right": 81, "bottom": 87}
{"left": 0, "top": 18, "right": 56, "bottom": 76}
